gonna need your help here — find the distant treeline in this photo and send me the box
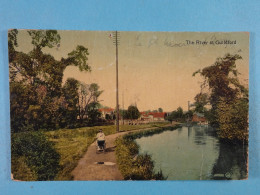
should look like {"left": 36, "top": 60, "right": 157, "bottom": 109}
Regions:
{"left": 165, "top": 107, "right": 193, "bottom": 123}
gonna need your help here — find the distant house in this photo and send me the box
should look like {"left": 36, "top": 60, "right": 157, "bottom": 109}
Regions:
{"left": 139, "top": 112, "right": 167, "bottom": 122}
{"left": 98, "top": 108, "right": 114, "bottom": 119}
{"left": 192, "top": 112, "right": 207, "bottom": 123}
{"left": 150, "top": 112, "right": 167, "bottom": 121}
{"left": 139, "top": 112, "right": 153, "bottom": 122}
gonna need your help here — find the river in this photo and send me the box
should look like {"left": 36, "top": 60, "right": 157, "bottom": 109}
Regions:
{"left": 135, "top": 125, "right": 248, "bottom": 180}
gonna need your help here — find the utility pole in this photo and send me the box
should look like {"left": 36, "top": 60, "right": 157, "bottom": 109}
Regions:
{"left": 112, "top": 31, "right": 120, "bottom": 132}
{"left": 122, "top": 91, "right": 124, "bottom": 125}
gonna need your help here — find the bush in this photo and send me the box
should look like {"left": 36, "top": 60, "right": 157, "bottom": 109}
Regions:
{"left": 216, "top": 97, "right": 248, "bottom": 143}
{"left": 11, "top": 156, "right": 37, "bottom": 181}
{"left": 11, "top": 131, "right": 60, "bottom": 180}
{"left": 115, "top": 126, "right": 179, "bottom": 180}
{"left": 115, "top": 128, "right": 172, "bottom": 180}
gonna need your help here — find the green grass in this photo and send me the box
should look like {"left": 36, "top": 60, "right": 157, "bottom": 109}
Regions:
{"left": 44, "top": 122, "right": 169, "bottom": 180}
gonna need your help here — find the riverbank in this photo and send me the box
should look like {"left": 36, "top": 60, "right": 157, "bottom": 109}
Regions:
{"left": 11, "top": 123, "right": 169, "bottom": 181}
{"left": 115, "top": 124, "right": 180, "bottom": 180}
{"left": 46, "top": 123, "right": 169, "bottom": 180}
{"left": 48, "top": 123, "right": 171, "bottom": 180}
{"left": 135, "top": 125, "right": 248, "bottom": 180}
{"left": 71, "top": 123, "right": 173, "bottom": 180}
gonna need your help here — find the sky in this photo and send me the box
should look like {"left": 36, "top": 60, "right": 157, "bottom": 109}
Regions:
{"left": 15, "top": 30, "right": 249, "bottom": 112}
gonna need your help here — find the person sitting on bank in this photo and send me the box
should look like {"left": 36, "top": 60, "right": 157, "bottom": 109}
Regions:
{"left": 96, "top": 129, "right": 105, "bottom": 150}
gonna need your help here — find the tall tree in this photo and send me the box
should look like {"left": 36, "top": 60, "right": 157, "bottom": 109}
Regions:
{"left": 8, "top": 29, "right": 18, "bottom": 64}
{"left": 176, "top": 107, "right": 183, "bottom": 118}
{"left": 9, "top": 30, "right": 91, "bottom": 131}
{"left": 126, "top": 105, "right": 140, "bottom": 120}
{"left": 216, "top": 97, "right": 248, "bottom": 142}
{"left": 78, "top": 83, "right": 103, "bottom": 123}
{"left": 158, "top": 108, "right": 163, "bottom": 113}
{"left": 119, "top": 109, "right": 129, "bottom": 120}
{"left": 193, "top": 53, "right": 248, "bottom": 142}
{"left": 62, "top": 78, "right": 80, "bottom": 127}
{"left": 193, "top": 53, "right": 246, "bottom": 108}
{"left": 194, "top": 93, "right": 209, "bottom": 113}
{"left": 85, "top": 102, "right": 102, "bottom": 125}
{"left": 166, "top": 107, "right": 184, "bottom": 122}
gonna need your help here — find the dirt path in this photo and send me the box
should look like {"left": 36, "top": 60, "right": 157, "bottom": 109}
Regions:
{"left": 72, "top": 124, "right": 175, "bottom": 180}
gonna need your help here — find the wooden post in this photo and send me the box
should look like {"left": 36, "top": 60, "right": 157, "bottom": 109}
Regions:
{"left": 115, "top": 31, "right": 119, "bottom": 132}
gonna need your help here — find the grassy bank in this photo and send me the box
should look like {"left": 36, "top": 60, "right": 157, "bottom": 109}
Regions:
{"left": 44, "top": 122, "right": 169, "bottom": 180}
{"left": 115, "top": 125, "right": 180, "bottom": 180}
{"left": 12, "top": 122, "right": 169, "bottom": 181}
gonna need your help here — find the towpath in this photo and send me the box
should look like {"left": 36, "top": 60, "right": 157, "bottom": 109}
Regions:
{"left": 72, "top": 123, "right": 176, "bottom": 180}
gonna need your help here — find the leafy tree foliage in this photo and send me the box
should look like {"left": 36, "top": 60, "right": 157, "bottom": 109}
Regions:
{"left": 193, "top": 53, "right": 247, "bottom": 109}
{"left": 166, "top": 107, "right": 185, "bottom": 122}
{"left": 84, "top": 102, "right": 102, "bottom": 125}
{"left": 194, "top": 93, "right": 209, "bottom": 113}
{"left": 9, "top": 29, "right": 92, "bottom": 131}
{"left": 158, "top": 108, "right": 163, "bottom": 112}
{"left": 78, "top": 83, "right": 103, "bottom": 122}
{"left": 176, "top": 107, "right": 184, "bottom": 118}
{"left": 62, "top": 78, "right": 80, "bottom": 128}
{"left": 126, "top": 105, "right": 140, "bottom": 120}
{"left": 11, "top": 131, "right": 60, "bottom": 180}
{"left": 8, "top": 29, "right": 18, "bottom": 63}
{"left": 66, "top": 45, "right": 91, "bottom": 72}
{"left": 27, "top": 30, "right": 61, "bottom": 49}
{"left": 184, "top": 110, "right": 193, "bottom": 121}
{"left": 119, "top": 109, "right": 129, "bottom": 120}
{"left": 9, "top": 29, "right": 105, "bottom": 181}
{"left": 193, "top": 53, "right": 248, "bottom": 142}
{"left": 216, "top": 97, "right": 248, "bottom": 142}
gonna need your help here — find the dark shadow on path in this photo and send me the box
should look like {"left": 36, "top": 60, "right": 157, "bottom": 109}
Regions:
{"left": 105, "top": 146, "right": 116, "bottom": 153}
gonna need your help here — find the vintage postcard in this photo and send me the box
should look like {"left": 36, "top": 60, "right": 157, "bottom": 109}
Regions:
{"left": 9, "top": 30, "right": 249, "bottom": 180}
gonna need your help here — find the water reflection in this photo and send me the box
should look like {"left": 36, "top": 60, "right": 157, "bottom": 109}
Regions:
{"left": 211, "top": 142, "right": 248, "bottom": 180}
{"left": 188, "top": 126, "right": 192, "bottom": 138}
{"left": 135, "top": 125, "right": 248, "bottom": 180}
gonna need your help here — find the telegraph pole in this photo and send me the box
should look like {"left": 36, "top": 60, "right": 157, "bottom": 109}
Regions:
{"left": 122, "top": 91, "right": 124, "bottom": 125}
{"left": 112, "top": 31, "right": 120, "bottom": 132}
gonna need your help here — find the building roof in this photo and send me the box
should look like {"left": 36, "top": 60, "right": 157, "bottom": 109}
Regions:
{"left": 98, "top": 108, "right": 114, "bottom": 113}
{"left": 148, "top": 112, "right": 166, "bottom": 118}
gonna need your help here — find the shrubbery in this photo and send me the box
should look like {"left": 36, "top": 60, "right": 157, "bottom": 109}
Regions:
{"left": 193, "top": 53, "right": 249, "bottom": 143}
{"left": 116, "top": 137, "right": 164, "bottom": 180}
{"left": 11, "top": 131, "right": 60, "bottom": 180}
{"left": 216, "top": 97, "right": 248, "bottom": 143}
{"left": 115, "top": 126, "right": 179, "bottom": 180}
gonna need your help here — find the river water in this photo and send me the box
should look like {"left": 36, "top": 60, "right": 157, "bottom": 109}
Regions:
{"left": 135, "top": 125, "right": 248, "bottom": 180}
